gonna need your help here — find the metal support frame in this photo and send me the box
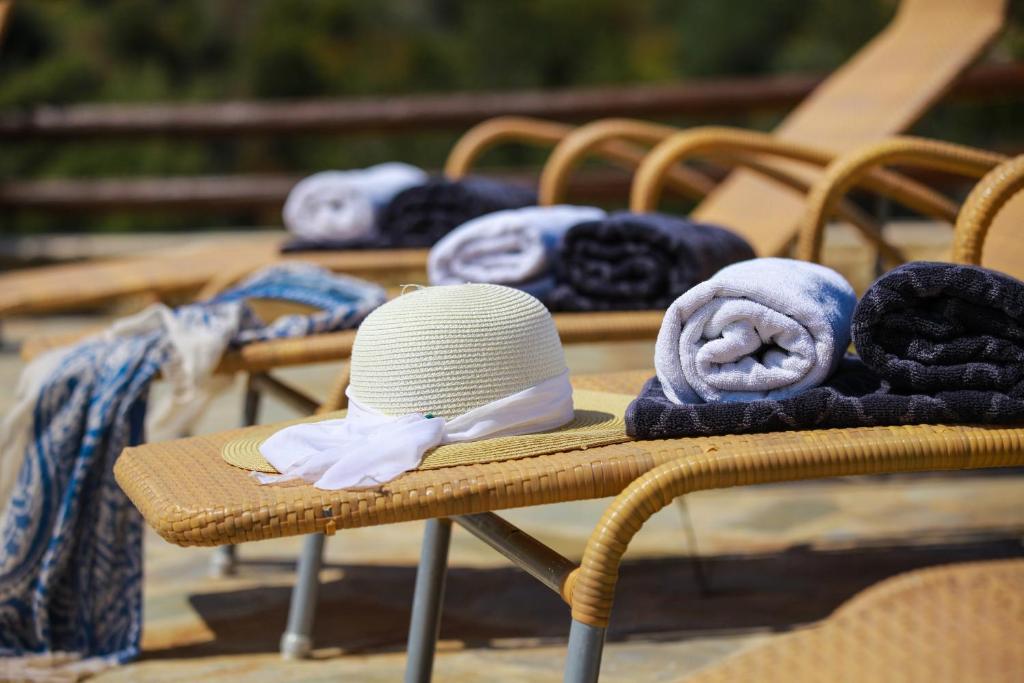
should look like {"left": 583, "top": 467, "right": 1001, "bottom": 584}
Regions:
{"left": 564, "top": 620, "right": 607, "bottom": 683}
{"left": 280, "top": 533, "right": 327, "bottom": 659}
{"left": 209, "top": 374, "right": 263, "bottom": 578}
{"left": 401, "top": 512, "right": 611, "bottom": 682}
{"left": 673, "top": 497, "right": 711, "bottom": 595}
{"left": 453, "top": 513, "right": 577, "bottom": 596}
{"left": 404, "top": 518, "right": 453, "bottom": 683}
{"left": 248, "top": 371, "right": 320, "bottom": 415}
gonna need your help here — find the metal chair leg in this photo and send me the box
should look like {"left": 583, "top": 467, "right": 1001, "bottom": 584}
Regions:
{"left": 404, "top": 518, "right": 452, "bottom": 683}
{"left": 209, "top": 375, "right": 263, "bottom": 578}
{"left": 563, "top": 619, "right": 606, "bottom": 683}
{"left": 280, "top": 532, "right": 326, "bottom": 659}
{"left": 673, "top": 496, "right": 711, "bottom": 595}
{"left": 208, "top": 544, "right": 238, "bottom": 578}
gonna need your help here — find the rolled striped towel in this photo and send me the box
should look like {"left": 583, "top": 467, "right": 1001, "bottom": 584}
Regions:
{"left": 283, "top": 162, "right": 427, "bottom": 242}
{"left": 654, "top": 258, "right": 856, "bottom": 404}
{"left": 378, "top": 176, "right": 537, "bottom": 248}
{"left": 428, "top": 205, "right": 605, "bottom": 301}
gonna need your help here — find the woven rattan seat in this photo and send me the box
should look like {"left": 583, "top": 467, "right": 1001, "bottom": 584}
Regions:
{"left": 682, "top": 558, "right": 1024, "bottom": 682}
{"left": 114, "top": 369, "right": 1024, "bottom": 548}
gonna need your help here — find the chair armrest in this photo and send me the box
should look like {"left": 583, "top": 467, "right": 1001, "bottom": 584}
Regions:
{"left": 444, "top": 116, "right": 573, "bottom": 178}
{"left": 536, "top": 118, "right": 717, "bottom": 204}
{"left": 568, "top": 424, "right": 1024, "bottom": 628}
{"left": 447, "top": 115, "right": 715, "bottom": 203}
{"left": 795, "top": 137, "right": 1007, "bottom": 263}
{"left": 953, "top": 155, "right": 1024, "bottom": 265}
{"left": 629, "top": 127, "right": 962, "bottom": 263}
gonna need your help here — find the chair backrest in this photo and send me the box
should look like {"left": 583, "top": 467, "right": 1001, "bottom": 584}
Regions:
{"left": 693, "top": 0, "right": 1006, "bottom": 256}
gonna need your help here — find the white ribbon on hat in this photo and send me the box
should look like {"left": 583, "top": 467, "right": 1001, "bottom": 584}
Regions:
{"left": 256, "top": 370, "right": 574, "bottom": 490}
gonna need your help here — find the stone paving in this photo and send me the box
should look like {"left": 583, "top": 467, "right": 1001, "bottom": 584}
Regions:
{"left": 1, "top": 223, "right": 1022, "bottom": 681}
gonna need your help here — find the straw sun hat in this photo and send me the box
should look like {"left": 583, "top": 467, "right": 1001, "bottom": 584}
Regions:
{"left": 222, "top": 284, "right": 633, "bottom": 479}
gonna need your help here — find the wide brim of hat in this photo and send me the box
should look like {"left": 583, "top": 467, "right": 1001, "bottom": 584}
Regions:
{"left": 221, "top": 389, "right": 633, "bottom": 477}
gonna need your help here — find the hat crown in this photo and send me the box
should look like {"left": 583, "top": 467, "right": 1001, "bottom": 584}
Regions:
{"left": 349, "top": 284, "right": 566, "bottom": 419}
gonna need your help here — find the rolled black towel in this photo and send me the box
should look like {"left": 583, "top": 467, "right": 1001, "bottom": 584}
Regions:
{"left": 852, "top": 261, "right": 1024, "bottom": 393}
{"left": 376, "top": 176, "right": 537, "bottom": 248}
{"left": 547, "top": 212, "right": 756, "bottom": 311}
{"left": 626, "top": 261, "right": 1024, "bottom": 439}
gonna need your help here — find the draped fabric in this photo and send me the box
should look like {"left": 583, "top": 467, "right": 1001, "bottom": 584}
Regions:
{"left": 0, "top": 264, "right": 386, "bottom": 668}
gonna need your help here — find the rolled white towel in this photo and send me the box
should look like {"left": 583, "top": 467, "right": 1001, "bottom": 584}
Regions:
{"left": 655, "top": 258, "right": 857, "bottom": 403}
{"left": 283, "top": 162, "right": 427, "bottom": 241}
{"left": 428, "top": 205, "right": 605, "bottom": 299}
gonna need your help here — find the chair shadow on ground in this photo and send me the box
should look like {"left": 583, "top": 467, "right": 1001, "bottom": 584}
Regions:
{"left": 140, "top": 530, "right": 1024, "bottom": 662}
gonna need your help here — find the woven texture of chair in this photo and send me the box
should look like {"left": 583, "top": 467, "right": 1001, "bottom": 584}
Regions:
{"left": 115, "top": 366, "right": 1024, "bottom": 560}
{"left": 682, "top": 559, "right": 1024, "bottom": 682}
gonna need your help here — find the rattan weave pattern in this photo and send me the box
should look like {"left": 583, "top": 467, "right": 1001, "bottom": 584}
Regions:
{"left": 114, "top": 370, "right": 1024, "bottom": 553}
{"left": 683, "top": 559, "right": 1024, "bottom": 682}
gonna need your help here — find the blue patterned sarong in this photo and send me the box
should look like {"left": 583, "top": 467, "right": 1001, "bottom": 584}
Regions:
{"left": 0, "top": 263, "right": 385, "bottom": 666}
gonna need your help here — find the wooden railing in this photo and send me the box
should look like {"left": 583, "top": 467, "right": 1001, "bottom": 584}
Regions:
{"left": 1, "top": 62, "right": 1020, "bottom": 215}
{"left": 2, "top": 63, "right": 1019, "bottom": 140}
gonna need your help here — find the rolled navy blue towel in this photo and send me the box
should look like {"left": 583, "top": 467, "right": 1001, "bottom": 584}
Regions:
{"left": 546, "top": 211, "right": 756, "bottom": 311}
{"left": 626, "top": 261, "right": 1024, "bottom": 439}
{"left": 852, "top": 261, "right": 1024, "bottom": 394}
{"left": 375, "top": 176, "right": 537, "bottom": 248}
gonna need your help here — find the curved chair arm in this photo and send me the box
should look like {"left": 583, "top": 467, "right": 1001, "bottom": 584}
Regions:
{"left": 536, "top": 122, "right": 922, "bottom": 263}
{"left": 568, "top": 427, "right": 1024, "bottom": 628}
{"left": 446, "top": 116, "right": 714, "bottom": 202}
{"left": 537, "top": 118, "right": 716, "bottom": 203}
{"left": 631, "top": 127, "right": 960, "bottom": 224}
{"left": 795, "top": 137, "right": 1007, "bottom": 263}
{"left": 652, "top": 147, "right": 903, "bottom": 264}
{"left": 444, "top": 116, "right": 573, "bottom": 177}
{"left": 953, "top": 155, "right": 1024, "bottom": 265}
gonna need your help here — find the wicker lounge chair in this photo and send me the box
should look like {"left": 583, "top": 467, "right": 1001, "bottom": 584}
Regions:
{"left": 679, "top": 558, "right": 1024, "bottom": 682}
{"left": 19, "top": 0, "right": 1011, "bottom": 406}
{"left": 113, "top": 154, "right": 1024, "bottom": 681}
{"left": 0, "top": 0, "right": 1004, "bottom": 321}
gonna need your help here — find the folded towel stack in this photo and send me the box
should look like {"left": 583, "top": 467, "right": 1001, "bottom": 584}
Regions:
{"left": 377, "top": 176, "right": 538, "bottom": 248}
{"left": 547, "top": 212, "right": 756, "bottom": 311}
{"left": 428, "top": 205, "right": 606, "bottom": 300}
{"left": 282, "top": 162, "right": 427, "bottom": 245}
{"left": 627, "top": 261, "right": 1024, "bottom": 439}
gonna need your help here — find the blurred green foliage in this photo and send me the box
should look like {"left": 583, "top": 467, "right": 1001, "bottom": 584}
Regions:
{"left": 0, "top": 0, "right": 1021, "bottom": 233}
